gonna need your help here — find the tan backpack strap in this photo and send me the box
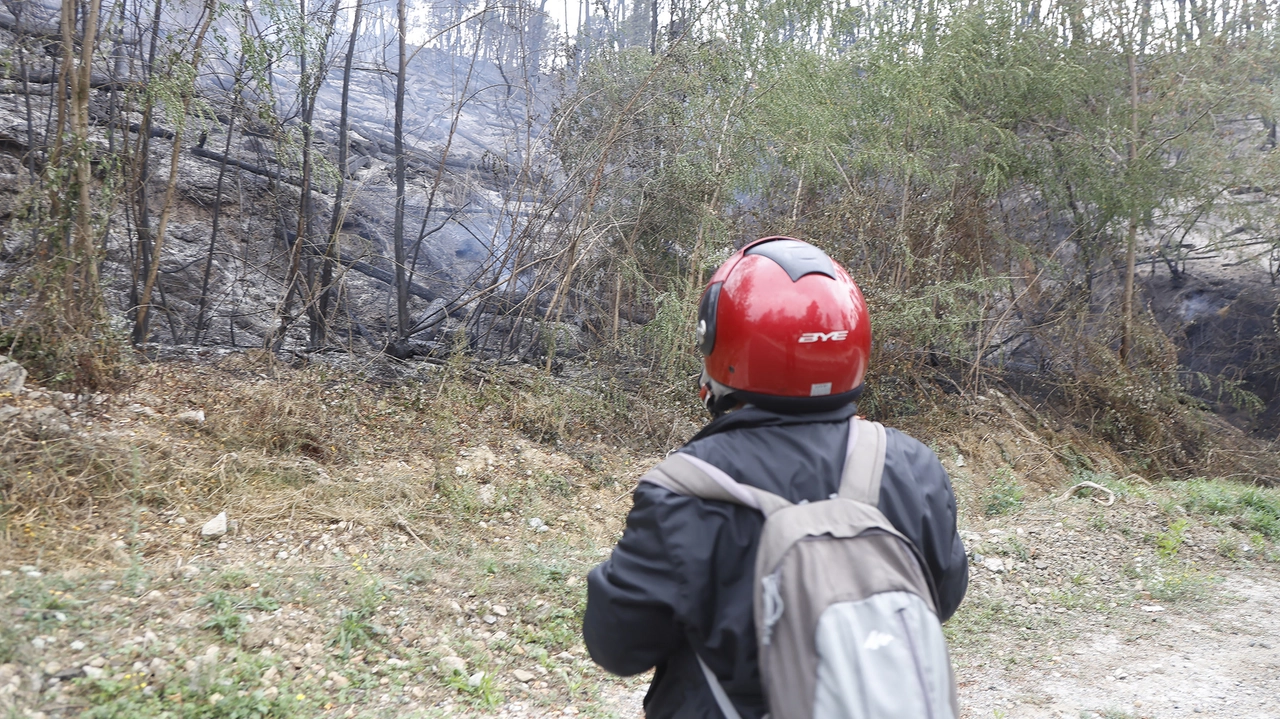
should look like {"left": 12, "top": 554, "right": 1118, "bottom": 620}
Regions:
{"left": 639, "top": 453, "right": 793, "bottom": 517}
{"left": 838, "top": 418, "right": 886, "bottom": 504}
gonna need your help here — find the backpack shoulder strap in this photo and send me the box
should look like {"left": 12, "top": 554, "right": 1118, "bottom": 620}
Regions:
{"left": 696, "top": 654, "right": 744, "bottom": 719}
{"left": 838, "top": 418, "right": 887, "bottom": 504}
{"left": 639, "top": 453, "right": 793, "bottom": 517}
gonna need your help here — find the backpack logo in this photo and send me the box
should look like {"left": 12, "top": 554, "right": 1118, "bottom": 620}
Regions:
{"left": 798, "top": 330, "right": 849, "bottom": 343}
{"left": 862, "top": 630, "right": 895, "bottom": 650}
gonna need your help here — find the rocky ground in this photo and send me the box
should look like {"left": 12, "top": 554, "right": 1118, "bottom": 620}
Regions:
{"left": 2, "top": 353, "right": 1279, "bottom": 719}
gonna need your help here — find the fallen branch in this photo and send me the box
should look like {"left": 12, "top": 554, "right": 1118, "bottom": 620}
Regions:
{"left": 1053, "top": 481, "right": 1116, "bottom": 506}
{"left": 191, "top": 145, "right": 300, "bottom": 186}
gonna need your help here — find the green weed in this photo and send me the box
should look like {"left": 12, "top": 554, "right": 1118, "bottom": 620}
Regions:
{"left": 982, "top": 468, "right": 1024, "bottom": 516}
{"left": 1178, "top": 480, "right": 1280, "bottom": 539}
{"left": 1145, "top": 566, "right": 1218, "bottom": 603}
{"left": 213, "top": 570, "right": 253, "bottom": 590}
{"left": 327, "top": 581, "right": 384, "bottom": 657}
{"left": 1217, "top": 535, "right": 1240, "bottom": 559}
{"left": 0, "top": 622, "right": 23, "bottom": 664}
{"left": 78, "top": 651, "right": 308, "bottom": 718}
{"left": 446, "top": 668, "right": 503, "bottom": 709}
{"left": 198, "top": 591, "right": 280, "bottom": 642}
{"left": 1004, "top": 538, "right": 1031, "bottom": 563}
{"left": 1156, "top": 519, "right": 1189, "bottom": 559}
{"left": 942, "top": 595, "right": 1007, "bottom": 649}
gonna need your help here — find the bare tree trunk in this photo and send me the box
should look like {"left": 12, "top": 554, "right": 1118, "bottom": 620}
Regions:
{"left": 133, "top": 0, "right": 216, "bottom": 344}
{"left": 1120, "top": 49, "right": 1140, "bottom": 364}
{"left": 299, "top": 0, "right": 341, "bottom": 349}
{"left": 650, "top": 0, "right": 657, "bottom": 53}
{"left": 320, "top": 0, "right": 364, "bottom": 347}
{"left": 393, "top": 0, "right": 410, "bottom": 338}
{"left": 194, "top": 111, "right": 237, "bottom": 345}
{"left": 10, "top": 2, "right": 37, "bottom": 184}
{"left": 129, "top": 0, "right": 165, "bottom": 343}
{"left": 67, "top": 0, "right": 105, "bottom": 323}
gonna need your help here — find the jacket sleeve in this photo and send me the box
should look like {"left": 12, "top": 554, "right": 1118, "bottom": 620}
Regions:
{"left": 878, "top": 429, "right": 969, "bottom": 622}
{"left": 583, "top": 482, "right": 688, "bottom": 676}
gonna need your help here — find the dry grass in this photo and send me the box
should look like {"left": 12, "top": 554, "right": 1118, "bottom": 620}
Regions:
{"left": 1, "top": 352, "right": 697, "bottom": 558}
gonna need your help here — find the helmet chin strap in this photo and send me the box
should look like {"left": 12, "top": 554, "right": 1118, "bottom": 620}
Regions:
{"left": 700, "top": 368, "right": 741, "bottom": 417}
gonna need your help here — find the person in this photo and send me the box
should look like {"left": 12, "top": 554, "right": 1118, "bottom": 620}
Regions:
{"left": 582, "top": 236, "right": 969, "bottom": 719}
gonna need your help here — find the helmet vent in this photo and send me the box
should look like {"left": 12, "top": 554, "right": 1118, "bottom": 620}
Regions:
{"left": 744, "top": 239, "right": 836, "bottom": 282}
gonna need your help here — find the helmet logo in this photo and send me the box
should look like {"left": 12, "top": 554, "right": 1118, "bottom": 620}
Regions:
{"left": 798, "top": 330, "right": 849, "bottom": 343}
{"left": 696, "top": 319, "right": 708, "bottom": 344}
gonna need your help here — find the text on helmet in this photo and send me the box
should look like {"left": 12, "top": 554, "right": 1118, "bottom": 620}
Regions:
{"left": 797, "top": 331, "right": 849, "bottom": 343}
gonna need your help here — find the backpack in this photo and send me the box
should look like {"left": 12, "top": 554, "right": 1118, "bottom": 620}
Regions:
{"left": 639, "top": 418, "right": 958, "bottom": 719}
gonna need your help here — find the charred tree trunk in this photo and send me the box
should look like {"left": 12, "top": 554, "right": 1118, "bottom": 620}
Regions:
{"left": 393, "top": 0, "right": 410, "bottom": 339}
{"left": 194, "top": 111, "right": 237, "bottom": 345}
{"left": 319, "top": 0, "right": 363, "bottom": 346}
{"left": 129, "top": 0, "right": 165, "bottom": 343}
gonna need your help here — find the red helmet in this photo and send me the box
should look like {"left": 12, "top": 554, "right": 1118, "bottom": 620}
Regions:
{"left": 697, "top": 236, "right": 871, "bottom": 414}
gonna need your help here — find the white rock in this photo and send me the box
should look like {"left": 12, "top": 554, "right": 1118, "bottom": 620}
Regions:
{"left": 483, "top": 615, "right": 497, "bottom": 624}
{"left": 1140, "top": 605, "right": 1164, "bottom": 613}
{"left": 69, "top": 641, "right": 86, "bottom": 651}
{"left": 177, "top": 410, "right": 205, "bottom": 425}
{"left": 82, "top": 666, "right": 105, "bottom": 680}
{"left": 0, "top": 358, "right": 27, "bottom": 394}
{"left": 512, "top": 669, "right": 535, "bottom": 682}
{"left": 201, "top": 512, "right": 228, "bottom": 539}
{"left": 983, "top": 557, "right": 1005, "bottom": 573}
{"left": 466, "top": 671, "right": 485, "bottom": 688}
{"left": 174, "top": 517, "right": 188, "bottom": 526}
{"left": 440, "top": 656, "right": 466, "bottom": 673}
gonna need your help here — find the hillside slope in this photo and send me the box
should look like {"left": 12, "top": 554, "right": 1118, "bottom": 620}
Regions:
{"left": 2, "top": 354, "right": 1279, "bottom": 718}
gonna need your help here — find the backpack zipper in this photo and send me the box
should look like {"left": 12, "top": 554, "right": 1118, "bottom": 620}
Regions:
{"left": 897, "top": 606, "right": 936, "bottom": 718}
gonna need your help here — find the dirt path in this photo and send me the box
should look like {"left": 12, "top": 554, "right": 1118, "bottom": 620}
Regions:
{"left": 480, "top": 564, "right": 1280, "bottom": 719}
{"left": 957, "top": 571, "right": 1280, "bottom": 719}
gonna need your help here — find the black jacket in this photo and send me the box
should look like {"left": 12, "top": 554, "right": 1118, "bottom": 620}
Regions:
{"left": 583, "top": 404, "right": 969, "bottom": 718}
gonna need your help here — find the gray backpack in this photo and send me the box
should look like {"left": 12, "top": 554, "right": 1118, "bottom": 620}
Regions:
{"left": 640, "top": 418, "right": 958, "bottom": 719}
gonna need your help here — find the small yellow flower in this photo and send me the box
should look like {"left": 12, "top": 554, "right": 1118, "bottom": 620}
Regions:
{"left": 295, "top": 693, "right": 306, "bottom": 701}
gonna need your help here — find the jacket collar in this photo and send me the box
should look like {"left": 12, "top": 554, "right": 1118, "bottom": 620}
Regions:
{"left": 685, "top": 402, "right": 859, "bottom": 445}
